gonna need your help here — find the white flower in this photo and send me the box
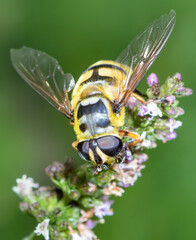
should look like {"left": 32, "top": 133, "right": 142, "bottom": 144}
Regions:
{"left": 12, "top": 174, "right": 39, "bottom": 197}
{"left": 137, "top": 132, "right": 157, "bottom": 149}
{"left": 147, "top": 102, "right": 162, "bottom": 117}
{"left": 166, "top": 118, "right": 182, "bottom": 132}
{"left": 34, "top": 219, "right": 50, "bottom": 240}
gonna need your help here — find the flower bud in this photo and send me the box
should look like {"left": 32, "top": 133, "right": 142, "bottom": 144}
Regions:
{"left": 165, "top": 95, "right": 176, "bottom": 104}
{"left": 174, "top": 72, "right": 182, "bottom": 81}
{"left": 147, "top": 73, "right": 159, "bottom": 87}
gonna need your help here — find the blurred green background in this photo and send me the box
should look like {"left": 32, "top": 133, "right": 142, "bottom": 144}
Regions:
{"left": 0, "top": 0, "right": 195, "bottom": 239}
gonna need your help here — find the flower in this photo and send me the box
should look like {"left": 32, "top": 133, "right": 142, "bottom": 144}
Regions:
{"left": 167, "top": 131, "right": 177, "bottom": 140}
{"left": 138, "top": 102, "right": 162, "bottom": 118}
{"left": 165, "top": 95, "right": 176, "bottom": 105}
{"left": 166, "top": 118, "right": 182, "bottom": 132}
{"left": 126, "top": 149, "right": 133, "bottom": 162}
{"left": 137, "top": 132, "right": 157, "bottom": 149}
{"left": 147, "top": 73, "right": 159, "bottom": 86}
{"left": 156, "top": 130, "right": 177, "bottom": 142}
{"left": 147, "top": 102, "right": 162, "bottom": 117}
{"left": 134, "top": 153, "right": 148, "bottom": 164}
{"left": 113, "top": 164, "right": 135, "bottom": 187}
{"left": 128, "top": 95, "right": 138, "bottom": 109}
{"left": 12, "top": 175, "right": 39, "bottom": 197}
{"left": 69, "top": 224, "right": 97, "bottom": 240}
{"left": 85, "top": 220, "right": 97, "bottom": 230}
{"left": 69, "top": 226, "right": 82, "bottom": 240}
{"left": 138, "top": 105, "right": 148, "bottom": 117}
{"left": 94, "top": 199, "right": 113, "bottom": 219}
{"left": 177, "top": 86, "right": 193, "bottom": 96}
{"left": 78, "top": 223, "right": 97, "bottom": 240}
{"left": 103, "top": 182, "right": 124, "bottom": 197}
{"left": 118, "top": 160, "right": 145, "bottom": 183}
{"left": 34, "top": 219, "right": 50, "bottom": 240}
{"left": 174, "top": 72, "right": 182, "bottom": 81}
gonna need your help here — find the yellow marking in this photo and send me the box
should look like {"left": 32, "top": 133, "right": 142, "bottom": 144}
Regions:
{"left": 96, "top": 147, "right": 114, "bottom": 165}
{"left": 89, "top": 149, "right": 96, "bottom": 165}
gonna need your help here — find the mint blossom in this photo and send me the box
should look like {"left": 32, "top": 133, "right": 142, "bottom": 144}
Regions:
{"left": 94, "top": 200, "right": 113, "bottom": 219}
{"left": 166, "top": 107, "right": 184, "bottom": 116}
{"left": 177, "top": 86, "right": 193, "bottom": 96}
{"left": 156, "top": 130, "right": 177, "bottom": 142}
{"left": 134, "top": 153, "right": 148, "bottom": 164}
{"left": 147, "top": 73, "right": 159, "bottom": 86}
{"left": 165, "top": 95, "right": 176, "bottom": 104}
{"left": 166, "top": 118, "right": 182, "bottom": 132}
{"left": 174, "top": 72, "right": 182, "bottom": 81}
{"left": 113, "top": 160, "right": 145, "bottom": 187}
{"left": 12, "top": 174, "right": 39, "bottom": 197}
{"left": 69, "top": 226, "right": 82, "bottom": 240}
{"left": 34, "top": 219, "right": 50, "bottom": 240}
{"left": 147, "top": 102, "right": 162, "bottom": 117}
{"left": 138, "top": 103, "right": 162, "bottom": 118}
{"left": 85, "top": 220, "right": 97, "bottom": 229}
{"left": 103, "top": 182, "right": 124, "bottom": 197}
{"left": 138, "top": 131, "right": 157, "bottom": 149}
{"left": 128, "top": 95, "right": 137, "bottom": 109}
{"left": 78, "top": 223, "right": 97, "bottom": 240}
{"left": 126, "top": 149, "right": 133, "bottom": 162}
{"left": 138, "top": 105, "right": 148, "bottom": 117}
{"left": 167, "top": 131, "right": 177, "bottom": 140}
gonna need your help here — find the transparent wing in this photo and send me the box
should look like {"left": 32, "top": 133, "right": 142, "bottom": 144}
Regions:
{"left": 10, "top": 46, "right": 75, "bottom": 119}
{"left": 116, "top": 10, "right": 176, "bottom": 106}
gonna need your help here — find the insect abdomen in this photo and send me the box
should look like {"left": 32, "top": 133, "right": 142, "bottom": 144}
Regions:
{"left": 72, "top": 60, "right": 128, "bottom": 141}
{"left": 76, "top": 97, "right": 113, "bottom": 138}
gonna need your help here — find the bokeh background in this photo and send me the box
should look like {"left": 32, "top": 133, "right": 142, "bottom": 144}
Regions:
{"left": 1, "top": 0, "right": 196, "bottom": 239}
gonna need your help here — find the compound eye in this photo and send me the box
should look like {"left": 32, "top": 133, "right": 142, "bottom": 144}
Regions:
{"left": 77, "top": 141, "right": 90, "bottom": 161}
{"left": 97, "top": 136, "right": 123, "bottom": 157}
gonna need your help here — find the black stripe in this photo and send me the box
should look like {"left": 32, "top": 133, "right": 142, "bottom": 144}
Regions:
{"left": 85, "top": 63, "right": 127, "bottom": 75}
{"left": 81, "top": 74, "right": 112, "bottom": 86}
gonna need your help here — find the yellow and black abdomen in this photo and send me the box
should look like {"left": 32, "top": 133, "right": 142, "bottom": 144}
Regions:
{"left": 71, "top": 60, "right": 128, "bottom": 141}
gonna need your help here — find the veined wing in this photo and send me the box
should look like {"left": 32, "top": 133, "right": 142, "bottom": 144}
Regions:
{"left": 10, "top": 46, "right": 75, "bottom": 119}
{"left": 115, "top": 10, "right": 176, "bottom": 106}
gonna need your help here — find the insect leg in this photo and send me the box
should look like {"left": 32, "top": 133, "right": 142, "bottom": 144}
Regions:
{"left": 119, "top": 129, "right": 140, "bottom": 147}
{"left": 131, "top": 92, "right": 147, "bottom": 105}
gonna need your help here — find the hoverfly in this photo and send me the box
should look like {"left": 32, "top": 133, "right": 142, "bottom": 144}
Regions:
{"left": 10, "top": 10, "right": 176, "bottom": 169}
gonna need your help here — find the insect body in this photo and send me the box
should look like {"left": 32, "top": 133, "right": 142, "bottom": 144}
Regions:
{"left": 10, "top": 10, "right": 176, "bottom": 167}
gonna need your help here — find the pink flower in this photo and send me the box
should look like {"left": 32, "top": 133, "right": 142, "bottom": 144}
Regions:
{"left": 128, "top": 96, "right": 137, "bottom": 109}
{"left": 165, "top": 95, "right": 176, "bottom": 104}
{"left": 174, "top": 72, "right": 182, "bottom": 81}
{"left": 147, "top": 73, "right": 159, "bottom": 87}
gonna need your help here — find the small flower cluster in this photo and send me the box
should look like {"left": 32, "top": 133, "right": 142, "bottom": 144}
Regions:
{"left": 13, "top": 73, "right": 192, "bottom": 240}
